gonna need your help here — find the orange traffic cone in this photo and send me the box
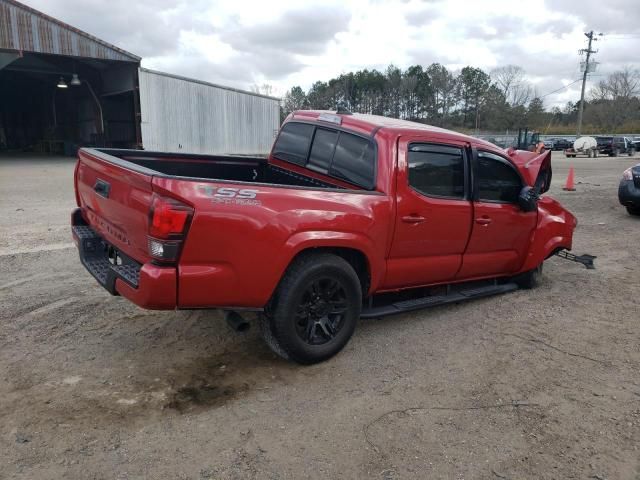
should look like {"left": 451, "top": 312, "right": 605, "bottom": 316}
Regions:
{"left": 563, "top": 166, "right": 576, "bottom": 191}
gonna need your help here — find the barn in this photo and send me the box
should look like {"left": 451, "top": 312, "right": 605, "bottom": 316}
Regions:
{"left": 0, "top": 0, "right": 280, "bottom": 156}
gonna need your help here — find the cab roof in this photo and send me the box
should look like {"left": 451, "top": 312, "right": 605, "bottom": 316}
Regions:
{"left": 290, "top": 110, "right": 499, "bottom": 151}
{"left": 289, "top": 109, "right": 551, "bottom": 190}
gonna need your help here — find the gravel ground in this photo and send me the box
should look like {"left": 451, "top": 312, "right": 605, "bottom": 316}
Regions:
{"left": 1, "top": 152, "right": 639, "bottom": 480}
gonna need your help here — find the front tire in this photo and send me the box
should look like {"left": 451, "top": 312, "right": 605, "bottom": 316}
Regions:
{"left": 628, "top": 148, "right": 635, "bottom": 157}
{"left": 514, "top": 263, "right": 543, "bottom": 289}
{"left": 627, "top": 206, "right": 640, "bottom": 216}
{"left": 260, "top": 253, "right": 362, "bottom": 364}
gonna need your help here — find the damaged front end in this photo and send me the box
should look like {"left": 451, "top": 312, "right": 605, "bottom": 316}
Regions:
{"left": 506, "top": 147, "right": 552, "bottom": 194}
{"left": 554, "top": 250, "right": 597, "bottom": 269}
{"left": 507, "top": 148, "right": 596, "bottom": 271}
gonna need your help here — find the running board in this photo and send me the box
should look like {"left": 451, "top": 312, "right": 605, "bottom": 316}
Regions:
{"left": 360, "top": 282, "right": 519, "bottom": 319}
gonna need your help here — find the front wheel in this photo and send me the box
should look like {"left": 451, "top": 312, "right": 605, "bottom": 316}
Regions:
{"left": 627, "top": 206, "right": 640, "bottom": 216}
{"left": 628, "top": 148, "right": 635, "bottom": 157}
{"left": 260, "top": 253, "right": 362, "bottom": 364}
{"left": 514, "top": 263, "right": 543, "bottom": 289}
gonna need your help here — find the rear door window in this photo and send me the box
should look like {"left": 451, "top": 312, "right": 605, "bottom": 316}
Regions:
{"left": 272, "top": 123, "right": 314, "bottom": 166}
{"left": 408, "top": 144, "right": 465, "bottom": 198}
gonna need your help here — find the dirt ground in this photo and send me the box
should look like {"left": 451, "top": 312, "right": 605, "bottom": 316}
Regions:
{"left": 1, "top": 152, "right": 639, "bottom": 480}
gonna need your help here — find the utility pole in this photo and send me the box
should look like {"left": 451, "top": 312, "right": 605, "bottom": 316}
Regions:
{"left": 576, "top": 31, "right": 598, "bottom": 137}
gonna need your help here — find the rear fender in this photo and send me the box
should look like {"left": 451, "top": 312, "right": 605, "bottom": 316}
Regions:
{"left": 520, "top": 197, "right": 577, "bottom": 272}
{"left": 278, "top": 231, "right": 382, "bottom": 295}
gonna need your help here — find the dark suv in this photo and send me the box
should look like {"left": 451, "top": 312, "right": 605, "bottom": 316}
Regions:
{"left": 549, "top": 138, "right": 573, "bottom": 151}
{"left": 619, "top": 163, "right": 640, "bottom": 215}
{"left": 596, "top": 136, "right": 636, "bottom": 157}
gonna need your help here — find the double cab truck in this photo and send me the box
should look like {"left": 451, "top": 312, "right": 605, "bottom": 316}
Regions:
{"left": 72, "top": 110, "right": 578, "bottom": 364}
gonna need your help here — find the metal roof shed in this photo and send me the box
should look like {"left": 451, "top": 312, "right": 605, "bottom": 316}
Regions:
{"left": 0, "top": 0, "right": 141, "bottom": 152}
{"left": 138, "top": 68, "right": 281, "bottom": 156}
{"left": 0, "top": 0, "right": 140, "bottom": 62}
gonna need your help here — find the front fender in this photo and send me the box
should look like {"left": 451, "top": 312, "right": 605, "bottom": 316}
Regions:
{"left": 520, "top": 196, "right": 577, "bottom": 272}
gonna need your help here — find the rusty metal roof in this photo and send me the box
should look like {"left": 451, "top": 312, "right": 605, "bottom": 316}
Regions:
{"left": 0, "top": 0, "right": 140, "bottom": 62}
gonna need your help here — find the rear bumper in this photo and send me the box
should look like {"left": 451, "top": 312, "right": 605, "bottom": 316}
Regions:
{"left": 71, "top": 209, "right": 177, "bottom": 309}
{"left": 618, "top": 180, "right": 640, "bottom": 207}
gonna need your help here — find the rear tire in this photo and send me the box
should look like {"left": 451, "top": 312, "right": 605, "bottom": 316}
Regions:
{"left": 628, "top": 148, "right": 635, "bottom": 157}
{"left": 587, "top": 149, "right": 593, "bottom": 158}
{"left": 260, "top": 253, "right": 362, "bottom": 364}
{"left": 514, "top": 263, "right": 543, "bottom": 289}
{"left": 626, "top": 206, "right": 640, "bottom": 216}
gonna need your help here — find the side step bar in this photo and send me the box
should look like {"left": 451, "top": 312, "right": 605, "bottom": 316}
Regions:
{"left": 360, "top": 282, "right": 518, "bottom": 319}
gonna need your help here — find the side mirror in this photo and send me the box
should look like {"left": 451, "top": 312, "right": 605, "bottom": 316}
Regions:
{"left": 518, "top": 186, "right": 538, "bottom": 212}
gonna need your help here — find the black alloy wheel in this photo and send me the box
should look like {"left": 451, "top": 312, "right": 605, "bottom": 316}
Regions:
{"left": 259, "top": 253, "right": 362, "bottom": 364}
{"left": 294, "top": 277, "right": 348, "bottom": 346}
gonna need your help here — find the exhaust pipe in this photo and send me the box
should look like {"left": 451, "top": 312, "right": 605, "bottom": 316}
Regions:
{"left": 224, "top": 311, "right": 250, "bottom": 333}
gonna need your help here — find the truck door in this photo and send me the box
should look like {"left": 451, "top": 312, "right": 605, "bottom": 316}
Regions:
{"left": 456, "top": 149, "right": 537, "bottom": 279}
{"left": 384, "top": 138, "right": 473, "bottom": 289}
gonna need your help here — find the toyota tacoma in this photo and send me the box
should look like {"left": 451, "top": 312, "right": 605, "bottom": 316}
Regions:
{"left": 72, "top": 110, "right": 579, "bottom": 364}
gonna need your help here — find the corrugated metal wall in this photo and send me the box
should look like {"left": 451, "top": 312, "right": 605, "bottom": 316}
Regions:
{"left": 139, "top": 68, "right": 280, "bottom": 155}
{"left": 0, "top": 0, "right": 139, "bottom": 62}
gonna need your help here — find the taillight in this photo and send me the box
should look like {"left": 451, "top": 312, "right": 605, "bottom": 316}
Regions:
{"left": 622, "top": 168, "right": 633, "bottom": 181}
{"left": 148, "top": 194, "right": 193, "bottom": 262}
{"left": 149, "top": 195, "right": 193, "bottom": 238}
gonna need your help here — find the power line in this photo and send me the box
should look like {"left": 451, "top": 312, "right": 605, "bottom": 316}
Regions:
{"left": 603, "top": 33, "right": 640, "bottom": 38}
{"left": 540, "top": 78, "right": 582, "bottom": 98}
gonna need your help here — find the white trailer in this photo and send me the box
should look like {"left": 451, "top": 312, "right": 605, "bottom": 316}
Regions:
{"left": 565, "top": 136, "right": 598, "bottom": 158}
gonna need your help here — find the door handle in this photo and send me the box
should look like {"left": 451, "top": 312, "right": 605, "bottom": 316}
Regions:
{"left": 475, "top": 216, "right": 492, "bottom": 226}
{"left": 402, "top": 214, "right": 426, "bottom": 224}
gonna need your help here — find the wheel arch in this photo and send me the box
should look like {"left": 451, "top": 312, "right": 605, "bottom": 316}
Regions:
{"left": 284, "top": 246, "right": 372, "bottom": 297}
{"left": 271, "top": 231, "right": 381, "bottom": 303}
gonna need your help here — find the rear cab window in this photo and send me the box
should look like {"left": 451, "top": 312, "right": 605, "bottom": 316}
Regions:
{"left": 271, "top": 123, "right": 314, "bottom": 166}
{"left": 272, "top": 121, "right": 376, "bottom": 190}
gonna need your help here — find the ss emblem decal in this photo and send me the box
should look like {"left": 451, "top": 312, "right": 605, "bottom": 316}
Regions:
{"left": 198, "top": 186, "right": 260, "bottom": 204}
{"left": 213, "top": 187, "right": 258, "bottom": 199}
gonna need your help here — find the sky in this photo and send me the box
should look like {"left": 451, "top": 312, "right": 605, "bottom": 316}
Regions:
{"left": 26, "top": 0, "right": 640, "bottom": 107}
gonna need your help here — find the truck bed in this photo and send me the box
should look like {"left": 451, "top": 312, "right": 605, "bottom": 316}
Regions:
{"left": 96, "top": 148, "right": 342, "bottom": 189}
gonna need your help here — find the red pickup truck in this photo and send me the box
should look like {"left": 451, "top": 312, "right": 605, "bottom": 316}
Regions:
{"left": 72, "top": 109, "right": 577, "bottom": 364}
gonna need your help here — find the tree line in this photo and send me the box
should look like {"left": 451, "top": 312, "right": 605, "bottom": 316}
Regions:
{"left": 281, "top": 64, "right": 640, "bottom": 134}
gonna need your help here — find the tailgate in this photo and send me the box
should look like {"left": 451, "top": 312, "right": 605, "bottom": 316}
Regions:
{"left": 75, "top": 149, "right": 154, "bottom": 263}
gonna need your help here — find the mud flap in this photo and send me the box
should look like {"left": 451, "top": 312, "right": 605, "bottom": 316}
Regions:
{"left": 555, "top": 249, "right": 596, "bottom": 269}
